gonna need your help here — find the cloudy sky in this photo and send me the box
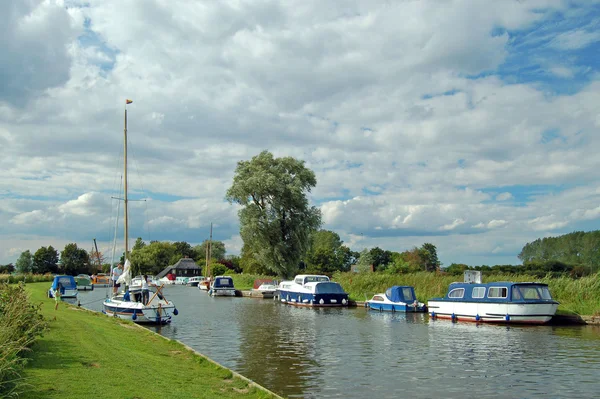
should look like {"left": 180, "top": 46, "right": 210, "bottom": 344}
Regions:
{"left": 2, "top": 0, "right": 600, "bottom": 267}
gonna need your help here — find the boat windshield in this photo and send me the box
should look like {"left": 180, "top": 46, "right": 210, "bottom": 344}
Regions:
{"left": 314, "top": 282, "right": 346, "bottom": 294}
{"left": 304, "top": 276, "right": 330, "bottom": 284}
{"left": 512, "top": 285, "right": 553, "bottom": 301}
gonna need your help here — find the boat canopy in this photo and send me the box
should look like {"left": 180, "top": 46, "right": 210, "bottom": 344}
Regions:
{"left": 213, "top": 276, "right": 234, "bottom": 288}
{"left": 51, "top": 275, "right": 77, "bottom": 290}
{"left": 313, "top": 282, "right": 346, "bottom": 294}
{"left": 385, "top": 286, "right": 416, "bottom": 303}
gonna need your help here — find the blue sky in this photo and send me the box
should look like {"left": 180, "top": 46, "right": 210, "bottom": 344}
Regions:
{"left": 2, "top": 0, "right": 600, "bottom": 267}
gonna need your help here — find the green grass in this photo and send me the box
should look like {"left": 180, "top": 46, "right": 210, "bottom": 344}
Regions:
{"left": 332, "top": 271, "right": 600, "bottom": 316}
{"left": 21, "top": 283, "right": 281, "bottom": 399}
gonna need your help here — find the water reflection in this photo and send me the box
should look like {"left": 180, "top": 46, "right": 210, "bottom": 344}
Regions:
{"left": 78, "top": 286, "right": 600, "bottom": 399}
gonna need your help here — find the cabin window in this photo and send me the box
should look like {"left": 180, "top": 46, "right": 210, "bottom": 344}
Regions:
{"left": 539, "top": 286, "right": 553, "bottom": 300}
{"left": 295, "top": 278, "right": 304, "bottom": 285}
{"left": 402, "top": 288, "right": 415, "bottom": 301}
{"left": 488, "top": 287, "right": 507, "bottom": 298}
{"left": 472, "top": 287, "right": 485, "bottom": 299}
{"left": 372, "top": 295, "right": 384, "bottom": 302}
{"left": 448, "top": 288, "right": 465, "bottom": 298}
{"left": 520, "top": 287, "right": 541, "bottom": 300}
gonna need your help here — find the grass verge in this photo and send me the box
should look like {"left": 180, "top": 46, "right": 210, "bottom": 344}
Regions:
{"left": 21, "top": 282, "right": 281, "bottom": 399}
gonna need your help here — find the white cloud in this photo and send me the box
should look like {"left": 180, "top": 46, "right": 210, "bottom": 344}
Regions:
{"left": 1, "top": 0, "right": 600, "bottom": 267}
{"left": 495, "top": 192, "right": 514, "bottom": 201}
{"left": 549, "top": 29, "right": 600, "bottom": 50}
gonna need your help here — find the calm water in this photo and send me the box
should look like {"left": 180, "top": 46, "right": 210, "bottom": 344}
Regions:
{"left": 79, "top": 286, "right": 600, "bottom": 398}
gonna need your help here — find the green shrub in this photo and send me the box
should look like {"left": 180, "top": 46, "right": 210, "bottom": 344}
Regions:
{"left": 0, "top": 283, "right": 47, "bottom": 397}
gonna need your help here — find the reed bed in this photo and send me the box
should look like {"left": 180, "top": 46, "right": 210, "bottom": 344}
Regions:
{"left": 332, "top": 271, "right": 600, "bottom": 316}
{"left": 0, "top": 283, "right": 47, "bottom": 397}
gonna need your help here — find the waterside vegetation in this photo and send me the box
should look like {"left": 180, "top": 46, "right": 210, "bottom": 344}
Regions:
{"left": 0, "top": 283, "right": 47, "bottom": 397}
{"left": 19, "top": 282, "right": 279, "bottom": 399}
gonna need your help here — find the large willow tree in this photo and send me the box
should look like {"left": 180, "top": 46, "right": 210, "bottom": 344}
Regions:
{"left": 226, "top": 151, "right": 322, "bottom": 278}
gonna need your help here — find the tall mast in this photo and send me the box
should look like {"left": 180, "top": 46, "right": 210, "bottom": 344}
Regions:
{"left": 124, "top": 101, "right": 129, "bottom": 261}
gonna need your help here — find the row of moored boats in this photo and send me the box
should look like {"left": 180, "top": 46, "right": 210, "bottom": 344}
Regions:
{"left": 49, "top": 270, "right": 560, "bottom": 325}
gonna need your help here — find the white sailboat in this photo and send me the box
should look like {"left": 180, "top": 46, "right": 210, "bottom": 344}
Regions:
{"left": 102, "top": 99, "right": 178, "bottom": 324}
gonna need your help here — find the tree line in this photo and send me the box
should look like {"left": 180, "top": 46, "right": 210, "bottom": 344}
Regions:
{"left": 7, "top": 152, "right": 599, "bottom": 279}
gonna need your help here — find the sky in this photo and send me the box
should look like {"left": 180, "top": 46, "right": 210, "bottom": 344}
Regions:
{"left": 2, "top": 0, "right": 600, "bottom": 267}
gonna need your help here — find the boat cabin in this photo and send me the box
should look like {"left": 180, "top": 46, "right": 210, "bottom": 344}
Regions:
{"left": 51, "top": 275, "right": 77, "bottom": 291}
{"left": 213, "top": 276, "right": 234, "bottom": 288}
{"left": 294, "top": 275, "right": 330, "bottom": 285}
{"left": 442, "top": 282, "right": 555, "bottom": 303}
{"left": 375, "top": 286, "right": 417, "bottom": 303}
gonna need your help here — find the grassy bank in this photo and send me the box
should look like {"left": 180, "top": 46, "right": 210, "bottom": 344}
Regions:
{"left": 332, "top": 271, "right": 600, "bottom": 316}
{"left": 21, "top": 282, "right": 280, "bottom": 399}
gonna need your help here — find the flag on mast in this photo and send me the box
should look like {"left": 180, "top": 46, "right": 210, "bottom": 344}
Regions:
{"left": 126, "top": 99, "right": 133, "bottom": 104}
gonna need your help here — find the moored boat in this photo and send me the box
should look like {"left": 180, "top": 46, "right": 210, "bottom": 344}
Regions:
{"left": 252, "top": 279, "right": 278, "bottom": 299}
{"left": 209, "top": 275, "right": 236, "bottom": 297}
{"left": 48, "top": 275, "right": 78, "bottom": 298}
{"left": 427, "top": 280, "right": 559, "bottom": 324}
{"left": 277, "top": 274, "right": 349, "bottom": 307}
{"left": 186, "top": 276, "right": 206, "bottom": 287}
{"left": 75, "top": 274, "right": 94, "bottom": 291}
{"left": 367, "top": 286, "right": 426, "bottom": 312}
{"left": 101, "top": 100, "right": 178, "bottom": 324}
{"left": 91, "top": 273, "right": 111, "bottom": 286}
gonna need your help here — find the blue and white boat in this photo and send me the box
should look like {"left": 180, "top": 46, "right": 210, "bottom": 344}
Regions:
{"left": 209, "top": 275, "right": 236, "bottom": 297}
{"left": 427, "top": 281, "right": 559, "bottom": 324}
{"left": 48, "top": 275, "right": 78, "bottom": 299}
{"left": 367, "top": 286, "right": 426, "bottom": 312}
{"left": 277, "top": 274, "right": 349, "bottom": 307}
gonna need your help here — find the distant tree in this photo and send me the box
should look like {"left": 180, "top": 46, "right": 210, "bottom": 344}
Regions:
{"left": 192, "top": 240, "right": 226, "bottom": 262}
{"left": 420, "top": 243, "right": 441, "bottom": 272}
{"left": 132, "top": 237, "right": 146, "bottom": 251}
{"left": 226, "top": 151, "right": 322, "bottom": 278}
{"left": 210, "top": 262, "right": 228, "bottom": 277}
{"left": 15, "top": 250, "right": 33, "bottom": 274}
{"left": 445, "top": 263, "right": 469, "bottom": 275}
{"left": 368, "top": 247, "right": 393, "bottom": 271}
{"left": 305, "top": 230, "right": 350, "bottom": 274}
{"left": 170, "top": 241, "right": 194, "bottom": 265}
{"left": 129, "top": 241, "right": 176, "bottom": 275}
{"left": 60, "top": 243, "right": 90, "bottom": 275}
{"left": 0, "top": 263, "right": 15, "bottom": 274}
{"left": 238, "top": 244, "right": 272, "bottom": 275}
{"left": 88, "top": 249, "right": 105, "bottom": 271}
{"left": 33, "top": 246, "right": 59, "bottom": 274}
{"left": 355, "top": 249, "right": 374, "bottom": 273}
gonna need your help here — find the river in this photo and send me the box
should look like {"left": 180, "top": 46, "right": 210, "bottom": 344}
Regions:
{"left": 78, "top": 285, "right": 600, "bottom": 398}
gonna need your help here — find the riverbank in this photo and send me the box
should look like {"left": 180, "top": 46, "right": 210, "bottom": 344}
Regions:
{"left": 21, "top": 282, "right": 281, "bottom": 399}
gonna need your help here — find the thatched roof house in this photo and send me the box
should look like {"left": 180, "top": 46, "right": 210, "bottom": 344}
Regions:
{"left": 156, "top": 257, "right": 202, "bottom": 279}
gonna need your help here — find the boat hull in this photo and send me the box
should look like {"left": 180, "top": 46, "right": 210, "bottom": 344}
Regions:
{"left": 210, "top": 288, "right": 236, "bottom": 297}
{"left": 367, "top": 301, "right": 426, "bottom": 313}
{"left": 427, "top": 300, "right": 558, "bottom": 324}
{"left": 103, "top": 299, "right": 175, "bottom": 324}
{"left": 278, "top": 290, "right": 349, "bottom": 307}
